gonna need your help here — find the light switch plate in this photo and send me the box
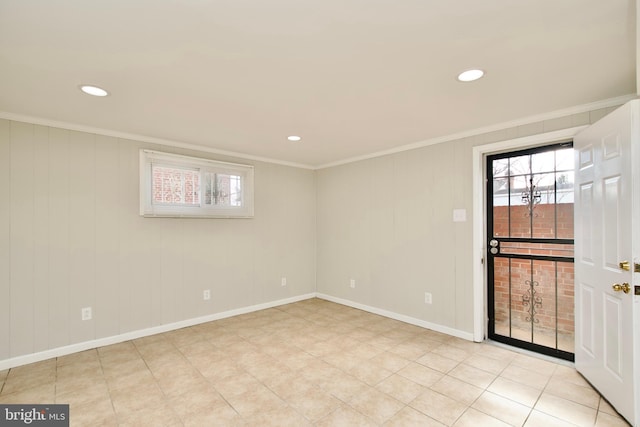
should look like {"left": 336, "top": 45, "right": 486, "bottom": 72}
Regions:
{"left": 453, "top": 209, "right": 467, "bottom": 222}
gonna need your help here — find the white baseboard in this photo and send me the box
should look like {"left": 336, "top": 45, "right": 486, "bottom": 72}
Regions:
{"left": 1, "top": 291, "right": 475, "bottom": 370}
{"left": 316, "top": 293, "right": 475, "bottom": 341}
{"left": 0, "top": 293, "right": 316, "bottom": 371}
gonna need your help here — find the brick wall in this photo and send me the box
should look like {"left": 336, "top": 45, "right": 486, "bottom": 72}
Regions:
{"left": 493, "top": 203, "right": 574, "bottom": 336}
{"left": 152, "top": 166, "right": 200, "bottom": 205}
{"left": 493, "top": 203, "right": 573, "bottom": 239}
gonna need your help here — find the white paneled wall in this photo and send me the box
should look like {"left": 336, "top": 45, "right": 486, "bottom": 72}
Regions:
{"left": 316, "top": 144, "right": 461, "bottom": 328}
{"left": 0, "top": 121, "right": 10, "bottom": 359}
{"left": 0, "top": 119, "right": 316, "bottom": 362}
{"left": 316, "top": 106, "right": 620, "bottom": 337}
{"left": 0, "top": 104, "right": 620, "bottom": 365}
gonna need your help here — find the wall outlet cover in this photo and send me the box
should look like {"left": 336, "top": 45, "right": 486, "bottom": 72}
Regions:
{"left": 81, "top": 307, "right": 92, "bottom": 321}
{"left": 424, "top": 292, "right": 433, "bottom": 304}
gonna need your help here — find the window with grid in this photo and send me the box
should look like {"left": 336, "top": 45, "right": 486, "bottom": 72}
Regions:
{"left": 140, "top": 150, "right": 254, "bottom": 218}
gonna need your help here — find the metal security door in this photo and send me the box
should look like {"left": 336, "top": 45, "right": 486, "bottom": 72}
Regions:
{"left": 487, "top": 142, "right": 575, "bottom": 361}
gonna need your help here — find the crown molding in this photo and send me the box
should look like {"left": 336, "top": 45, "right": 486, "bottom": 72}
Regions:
{"left": 2, "top": 93, "right": 636, "bottom": 171}
{"left": 316, "top": 93, "right": 637, "bottom": 169}
{"left": 0, "top": 111, "right": 315, "bottom": 170}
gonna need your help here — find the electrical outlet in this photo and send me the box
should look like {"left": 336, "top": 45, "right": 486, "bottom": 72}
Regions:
{"left": 81, "top": 307, "right": 92, "bottom": 321}
{"left": 424, "top": 292, "right": 432, "bottom": 304}
{"left": 350, "top": 279, "right": 356, "bottom": 289}
{"left": 281, "top": 277, "right": 287, "bottom": 287}
{"left": 203, "top": 289, "right": 211, "bottom": 300}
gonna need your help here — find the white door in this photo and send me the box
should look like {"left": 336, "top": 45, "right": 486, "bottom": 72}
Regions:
{"left": 574, "top": 99, "right": 639, "bottom": 426}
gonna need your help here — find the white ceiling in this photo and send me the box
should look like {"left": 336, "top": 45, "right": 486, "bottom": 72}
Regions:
{"left": 0, "top": 1, "right": 636, "bottom": 167}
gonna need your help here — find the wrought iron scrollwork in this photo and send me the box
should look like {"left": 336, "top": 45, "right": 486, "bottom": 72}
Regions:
{"left": 522, "top": 280, "right": 542, "bottom": 324}
{"left": 521, "top": 176, "right": 541, "bottom": 218}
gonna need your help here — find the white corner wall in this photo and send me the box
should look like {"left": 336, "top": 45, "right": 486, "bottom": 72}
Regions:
{"left": 316, "top": 105, "right": 622, "bottom": 339}
{"left": 0, "top": 119, "right": 316, "bottom": 366}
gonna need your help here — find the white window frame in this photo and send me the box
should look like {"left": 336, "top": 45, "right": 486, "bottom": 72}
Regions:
{"left": 140, "top": 149, "right": 254, "bottom": 218}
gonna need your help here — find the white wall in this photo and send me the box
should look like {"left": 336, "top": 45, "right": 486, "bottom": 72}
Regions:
{"left": 0, "top": 119, "right": 316, "bottom": 362}
{"left": 316, "top": 106, "right": 621, "bottom": 337}
{"left": 0, "top": 104, "right": 623, "bottom": 365}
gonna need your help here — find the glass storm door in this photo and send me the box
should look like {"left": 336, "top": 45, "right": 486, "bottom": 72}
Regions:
{"left": 487, "top": 142, "right": 575, "bottom": 361}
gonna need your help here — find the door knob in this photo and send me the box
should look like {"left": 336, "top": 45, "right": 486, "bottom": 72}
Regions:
{"left": 618, "top": 260, "right": 640, "bottom": 272}
{"left": 612, "top": 283, "right": 631, "bottom": 294}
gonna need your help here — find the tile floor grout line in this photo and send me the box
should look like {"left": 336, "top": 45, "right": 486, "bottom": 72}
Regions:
{"left": 96, "top": 347, "right": 121, "bottom": 425}
{"left": 0, "top": 299, "right": 632, "bottom": 426}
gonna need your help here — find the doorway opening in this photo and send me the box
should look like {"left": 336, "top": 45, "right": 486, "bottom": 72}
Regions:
{"left": 486, "top": 142, "right": 575, "bottom": 361}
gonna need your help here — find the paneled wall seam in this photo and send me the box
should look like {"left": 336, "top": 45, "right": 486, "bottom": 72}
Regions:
{"left": 1, "top": 121, "right": 316, "bottom": 362}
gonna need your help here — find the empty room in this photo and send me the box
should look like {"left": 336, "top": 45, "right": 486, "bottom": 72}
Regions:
{"left": 0, "top": 1, "right": 639, "bottom": 426}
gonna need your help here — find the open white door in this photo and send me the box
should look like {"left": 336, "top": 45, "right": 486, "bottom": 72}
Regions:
{"left": 574, "top": 99, "right": 640, "bottom": 426}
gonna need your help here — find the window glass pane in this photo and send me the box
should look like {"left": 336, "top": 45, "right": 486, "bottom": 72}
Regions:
{"left": 526, "top": 173, "right": 555, "bottom": 238}
{"left": 493, "top": 179, "right": 509, "bottom": 237}
{"left": 556, "top": 261, "right": 575, "bottom": 353}
{"left": 152, "top": 165, "right": 200, "bottom": 206}
{"left": 511, "top": 175, "right": 528, "bottom": 193}
{"left": 228, "top": 175, "right": 242, "bottom": 206}
{"left": 500, "top": 241, "right": 573, "bottom": 258}
{"left": 509, "top": 258, "right": 533, "bottom": 341}
{"left": 531, "top": 260, "right": 557, "bottom": 349}
{"left": 531, "top": 151, "right": 555, "bottom": 174}
{"left": 493, "top": 257, "right": 512, "bottom": 337}
{"left": 492, "top": 158, "right": 509, "bottom": 177}
{"left": 492, "top": 178, "right": 508, "bottom": 204}
{"left": 531, "top": 151, "right": 556, "bottom": 173}
{"left": 556, "top": 171, "right": 574, "bottom": 201}
{"left": 556, "top": 148, "right": 574, "bottom": 172}
{"left": 509, "top": 175, "right": 530, "bottom": 237}
{"left": 556, "top": 171, "right": 574, "bottom": 239}
{"left": 204, "top": 173, "right": 243, "bottom": 207}
{"left": 533, "top": 172, "right": 556, "bottom": 197}
{"left": 509, "top": 155, "right": 530, "bottom": 176}
{"left": 556, "top": 202, "right": 574, "bottom": 239}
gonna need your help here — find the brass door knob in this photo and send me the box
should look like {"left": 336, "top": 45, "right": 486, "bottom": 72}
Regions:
{"left": 619, "top": 261, "right": 630, "bottom": 271}
{"left": 612, "top": 283, "right": 631, "bottom": 294}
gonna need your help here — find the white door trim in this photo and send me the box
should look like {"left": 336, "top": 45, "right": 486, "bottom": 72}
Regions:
{"left": 471, "top": 126, "right": 588, "bottom": 342}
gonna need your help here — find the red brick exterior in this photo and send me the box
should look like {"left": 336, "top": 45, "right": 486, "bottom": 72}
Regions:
{"left": 152, "top": 166, "right": 200, "bottom": 205}
{"left": 493, "top": 203, "right": 574, "bottom": 239}
{"left": 492, "top": 203, "right": 574, "bottom": 349}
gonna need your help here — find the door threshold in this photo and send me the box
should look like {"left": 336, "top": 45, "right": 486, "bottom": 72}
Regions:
{"left": 485, "top": 339, "right": 575, "bottom": 368}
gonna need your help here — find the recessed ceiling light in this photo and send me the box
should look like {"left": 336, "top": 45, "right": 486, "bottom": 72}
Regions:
{"left": 287, "top": 135, "right": 302, "bottom": 142}
{"left": 457, "top": 69, "right": 485, "bottom": 82}
{"left": 79, "top": 85, "right": 109, "bottom": 97}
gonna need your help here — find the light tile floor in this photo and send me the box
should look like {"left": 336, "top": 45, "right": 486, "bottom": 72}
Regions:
{"left": 0, "top": 298, "right": 631, "bottom": 426}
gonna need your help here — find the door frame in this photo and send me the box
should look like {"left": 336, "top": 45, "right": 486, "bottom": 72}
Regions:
{"left": 485, "top": 142, "right": 575, "bottom": 360}
{"left": 471, "top": 126, "right": 588, "bottom": 342}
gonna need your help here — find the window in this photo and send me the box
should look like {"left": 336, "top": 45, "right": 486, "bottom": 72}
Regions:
{"left": 140, "top": 149, "right": 254, "bottom": 218}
